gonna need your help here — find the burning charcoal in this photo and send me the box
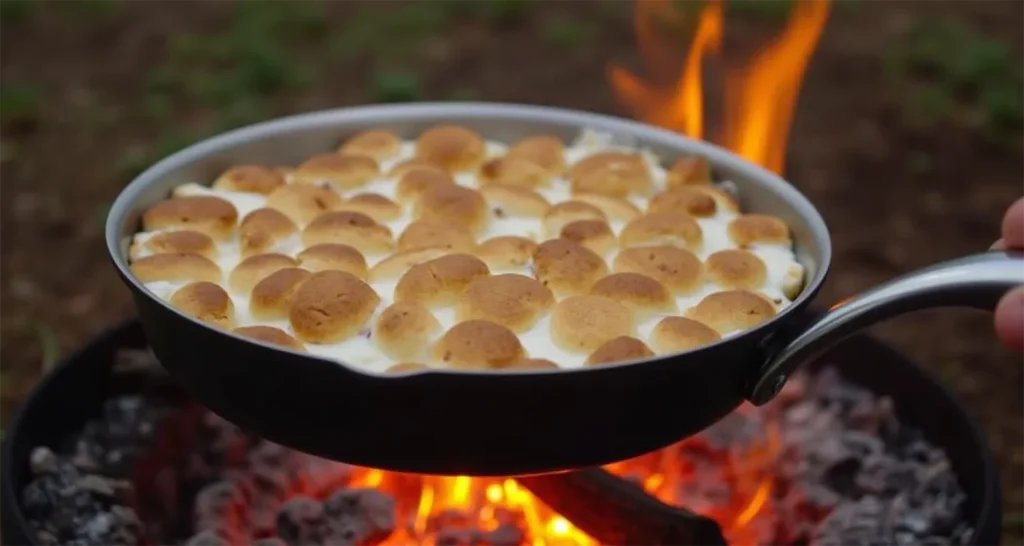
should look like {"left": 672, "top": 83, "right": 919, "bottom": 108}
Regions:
{"left": 485, "top": 523, "right": 525, "bottom": 546}
{"left": 75, "top": 475, "right": 133, "bottom": 502}
{"left": 72, "top": 505, "right": 142, "bottom": 545}
{"left": 185, "top": 529, "right": 232, "bottom": 546}
{"left": 30, "top": 446, "right": 59, "bottom": 475}
{"left": 194, "top": 480, "right": 243, "bottom": 532}
{"left": 321, "top": 488, "right": 396, "bottom": 545}
{"left": 275, "top": 496, "right": 325, "bottom": 545}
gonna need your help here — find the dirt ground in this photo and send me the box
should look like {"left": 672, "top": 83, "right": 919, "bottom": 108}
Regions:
{"left": 2, "top": 1, "right": 1022, "bottom": 543}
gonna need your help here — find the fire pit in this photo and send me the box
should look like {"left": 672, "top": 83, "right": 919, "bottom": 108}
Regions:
{"left": 0, "top": 316, "right": 1000, "bottom": 546}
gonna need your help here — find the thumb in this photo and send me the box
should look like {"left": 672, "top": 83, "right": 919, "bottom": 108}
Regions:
{"left": 994, "top": 286, "right": 1024, "bottom": 353}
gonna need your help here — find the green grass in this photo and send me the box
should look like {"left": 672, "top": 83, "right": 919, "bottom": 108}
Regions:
{"left": 886, "top": 16, "right": 1023, "bottom": 144}
{"left": 0, "top": 0, "right": 35, "bottom": 22}
{"left": 0, "top": 81, "right": 42, "bottom": 125}
{"left": 372, "top": 71, "right": 423, "bottom": 103}
{"left": 540, "top": 17, "right": 598, "bottom": 52}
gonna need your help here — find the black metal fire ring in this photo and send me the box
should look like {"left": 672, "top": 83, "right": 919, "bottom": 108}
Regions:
{"left": 0, "top": 316, "right": 1004, "bottom": 546}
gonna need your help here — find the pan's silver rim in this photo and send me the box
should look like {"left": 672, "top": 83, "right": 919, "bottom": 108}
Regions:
{"left": 106, "top": 102, "right": 832, "bottom": 377}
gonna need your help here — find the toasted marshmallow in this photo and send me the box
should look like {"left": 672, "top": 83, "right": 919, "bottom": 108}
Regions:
{"left": 337, "top": 193, "right": 403, "bottom": 223}
{"left": 239, "top": 208, "right": 299, "bottom": 258}
{"left": 560, "top": 219, "right": 616, "bottom": 256}
{"left": 131, "top": 253, "right": 222, "bottom": 284}
{"left": 233, "top": 325, "right": 305, "bottom": 351}
{"left": 142, "top": 196, "right": 238, "bottom": 240}
{"left": 685, "top": 290, "right": 776, "bottom": 334}
{"left": 398, "top": 220, "right": 476, "bottom": 254}
{"left": 296, "top": 244, "right": 368, "bottom": 279}
{"left": 386, "top": 362, "right": 430, "bottom": 374}
{"left": 266, "top": 184, "right": 343, "bottom": 226}
{"left": 569, "top": 151, "right": 651, "bottom": 198}
{"left": 612, "top": 246, "right": 702, "bottom": 295}
{"left": 782, "top": 264, "right": 806, "bottom": 300}
{"left": 571, "top": 192, "right": 641, "bottom": 221}
{"left": 665, "top": 156, "right": 711, "bottom": 188}
{"left": 292, "top": 153, "right": 380, "bottom": 190}
{"left": 132, "top": 230, "right": 216, "bottom": 260}
{"left": 170, "top": 282, "right": 235, "bottom": 329}
{"left": 338, "top": 129, "right": 401, "bottom": 161}
{"left": 250, "top": 268, "right": 311, "bottom": 321}
{"left": 432, "top": 320, "right": 525, "bottom": 370}
{"left": 213, "top": 165, "right": 286, "bottom": 195}
{"left": 590, "top": 272, "right": 676, "bottom": 317}
{"left": 650, "top": 316, "right": 721, "bottom": 354}
{"left": 369, "top": 248, "right": 452, "bottom": 282}
{"left": 373, "top": 302, "right": 442, "bottom": 362}
{"left": 395, "top": 167, "right": 456, "bottom": 204}
{"left": 474, "top": 236, "right": 537, "bottom": 270}
{"left": 229, "top": 253, "right": 298, "bottom": 294}
{"left": 648, "top": 187, "right": 717, "bottom": 217}
{"left": 456, "top": 274, "right": 555, "bottom": 333}
{"left": 415, "top": 125, "right": 487, "bottom": 172}
{"left": 413, "top": 185, "right": 489, "bottom": 235}
{"left": 727, "top": 214, "right": 791, "bottom": 247}
{"left": 705, "top": 249, "right": 767, "bottom": 290}
{"left": 389, "top": 158, "right": 445, "bottom": 179}
{"left": 620, "top": 212, "right": 703, "bottom": 251}
{"left": 585, "top": 336, "right": 654, "bottom": 366}
{"left": 481, "top": 184, "right": 550, "bottom": 218}
{"left": 301, "top": 211, "right": 394, "bottom": 255}
{"left": 550, "top": 295, "right": 635, "bottom": 353}
{"left": 532, "top": 239, "right": 609, "bottom": 297}
{"left": 478, "top": 157, "right": 552, "bottom": 189}
{"left": 542, "top": 200, "right": 607, "bottom": 239}
{"left": 288, "top": 270, "right": 380, "bottom": 343}
{"left": 395, "top": 254, "right": 490, "bottom": 308}
{"left": 510, "top": 358, "right": 560, "bottom": 370}
{"left": 506, "top": 134, "right": 566, "bottom": 176}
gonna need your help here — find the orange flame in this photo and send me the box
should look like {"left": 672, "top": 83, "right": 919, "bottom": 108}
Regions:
{"left": 610, "top": 0, "right": 832, "bottom": 174}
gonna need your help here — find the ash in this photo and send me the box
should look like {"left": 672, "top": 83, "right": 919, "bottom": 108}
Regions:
{"left": 21, "top": 357, "right": 974, "bottom": 546}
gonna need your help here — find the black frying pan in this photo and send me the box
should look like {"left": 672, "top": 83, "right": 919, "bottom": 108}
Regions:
{"left": 104, "top": 103, "right": 1023, "bottom": 476}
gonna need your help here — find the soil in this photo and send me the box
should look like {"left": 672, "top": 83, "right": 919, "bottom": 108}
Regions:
{"left": 2, "top": 1, "right": 1022, "bottom": 543}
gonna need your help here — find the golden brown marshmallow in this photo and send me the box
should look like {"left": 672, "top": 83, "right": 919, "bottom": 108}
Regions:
{"left": 250, "top": 268, "right": 311, "bottom": 321}
{"left": 620, "top": 212, "right": 703, "bottom": 251}
{"left": 338, "top": 129, "right": 401, "bottom": 161}
{"left": 133, "top": 230, "right": 216, "bottom": 260}
{"left": 389, "top": 158, "right": 445, "bottom": 179}
{"left": 478, "top": 157, "right": 553, "bottom": 189}
{"left": 373, "top": 302, "right": 442, "bottom": 362}
{"left": 413, "top": 185, "right": 489, "bottom": 235}
{"left": 170, "top": 282, "right": 235, "bottom": 329}
{"left": 506, "top": 135, "right": 566, "bottom": 176}
{"left": 213, "top": 165, "right": 286, "bottom": 195}
{"left": 474, "top": 236, "right": 538, "bottom": 270}
{"left": 415, "top": 125, "right": 487, "bottom": 172}
{"left": 131, "top": 253, "right": 222, "bottom": 284}
{"left": 650, "top": 316, "right": 721, "bottom": 354}
{"left": 648, "top": 187, "right": 717, "bottom": 217}
{"left": 510, "top": 358, "right": 560, "bottom": 370}
{"left": 613, "top": 245, "right": 703, "bottom": 295}
{"left": 233, "top": 326, "right": 305, "bottom": 352}
{"left": 238, "top": 208, "right": 299, "bottom": 258}
{"left": 571, "top": 192, "right": 641, "bottom": 221}
{"left": 394, "top": 254, "right": 490, "bottom": 308}
{"left": 432, "top": 320, "right": 525, "bottom": 370}
{"left": 398, "top": 220, "right": 476, "bottom": 253}
{"left": 395, "top": 167, "right": 456, "bottom": 204}
{"left": 480, "top": 185, "right": 550, "bottom": 219}
{"left": 727, "top": 214, "right": 791, "bottom": 247}
{"left": 291, "top": 153, "right": 380, "bottom": 190}
{"left": 229, "top": 253, "right": 298, "bottom": 294}
{"left": 370, "top": 248, "right": 452, "bottom": 282}
{"left": 455, "top": 274, "right": 555, "bottom": 333}
{"left": 665, "top": 156, "right": 712, "bottom": 188}
{"left": 266, "top": 184, "right": 343, "bottom": 226}
{"left": 685, "top": 290, "right": 777, "bottom": 334}
{"left": 301, "top": 211, "right": 394, "bottom": 255}
{"left": 142, "top": 196, "right": 238, "bottom": 240}
{"left": 296, "top": 244, "right": 368, "bottom": 279}
{"left": 336, "top": 193, "right": 403, "bottom": 223}
{"left": 542, "top": 200, "right": 607, "bottom": 239}
{"left": 550, "top": 295, "right": 635, "bottom": 354}
{"left": 560, "top": 219, "right": 617, "bottom": 256}
{"left": 386, "top": 362, "right": 431, "bottom": 374}
{"left": 590, "top": 272, "right": 676, "bottom": 317}
{"left": 704, "top": 249, "right": 767, "bottom": 290}
{"left": 585, "top": 336, "right": 654, "bottom": 366}
{"left": 288, "top": 270, "right": 380, "bottom": 343}
{"left": 532, "top": 238, "right": 609, "bottom": 297}
{"left": 569, "top": 152, "right": 651, "bottom": 198}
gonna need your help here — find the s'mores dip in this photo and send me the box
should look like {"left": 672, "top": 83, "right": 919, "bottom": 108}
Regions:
{"left": 128, "top": 125, "right": 806, "bottom": 373}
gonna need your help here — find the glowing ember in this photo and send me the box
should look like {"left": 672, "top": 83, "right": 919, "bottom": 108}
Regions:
{"left": 609, "top": 0, "right": 832, "bottom": 174}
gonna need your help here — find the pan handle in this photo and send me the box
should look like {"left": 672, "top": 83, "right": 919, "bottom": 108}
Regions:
{"left": 749, "top": 250, "right": 1024, "bottom": 405}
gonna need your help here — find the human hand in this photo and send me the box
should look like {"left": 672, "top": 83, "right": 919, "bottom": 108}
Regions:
{"left": 992, "top": 197, "right": 1024, "bottom": 352}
